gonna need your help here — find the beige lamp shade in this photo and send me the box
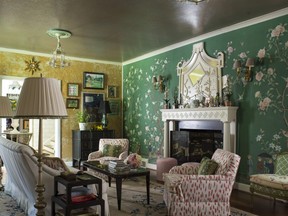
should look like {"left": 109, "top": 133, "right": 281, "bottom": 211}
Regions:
{"left": 0, "top": 96, "right": 14, "bottom": 118}
{"left": 15, "top": 77, "right": 67, "bottom": 118}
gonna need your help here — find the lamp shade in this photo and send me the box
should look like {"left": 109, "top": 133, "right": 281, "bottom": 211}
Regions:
{"left": 245, "top": 58, "right": 255, "bottom": 67}
{"left": 98, "top": 101, "right": 111, "bottom": 114}
{"left": 233, "top": 60, "right": 241, "bottom": 69}
{"left": 15, "top": 77, "right": 67, "bottom": 118}
{"left": 0, "top": 96, "right": 13, "bottom": 118}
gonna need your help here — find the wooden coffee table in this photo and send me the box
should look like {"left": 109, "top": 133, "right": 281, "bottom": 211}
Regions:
{"left": 83, "top": 161, "right": 150, "bottom": 210}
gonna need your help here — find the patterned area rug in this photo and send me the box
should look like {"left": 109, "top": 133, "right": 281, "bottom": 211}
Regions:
{"left": 107, "top": 177, "right": 257, "bottom": 216}
{"left": 0, "top": 177, "right": 256, "bottom": 216}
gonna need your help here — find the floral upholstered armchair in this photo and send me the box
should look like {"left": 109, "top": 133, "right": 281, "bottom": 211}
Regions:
{"left": 250, "top": 152, "right": 288, "bottom": 204}
{"left": 88, "top": 138, "right": 129, "bottom": 163}
{"left": 163, "top": 149, "right": 241, "bottom": 216}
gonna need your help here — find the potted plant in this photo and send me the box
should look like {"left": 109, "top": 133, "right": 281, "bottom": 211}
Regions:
{"left": 76, "top": 110, "right": 90, "bottom": 130}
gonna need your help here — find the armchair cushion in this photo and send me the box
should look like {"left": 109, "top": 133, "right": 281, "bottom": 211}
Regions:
{"left": 198, "top": 157, "right": 219, "bottom": 175}
{"left": 102, "top": 144, "right": 123, "bottom": 157}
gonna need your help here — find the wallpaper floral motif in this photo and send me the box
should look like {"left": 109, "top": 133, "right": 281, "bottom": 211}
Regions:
{"left": 123, "top": 15, "right": 288, "bottom": 184}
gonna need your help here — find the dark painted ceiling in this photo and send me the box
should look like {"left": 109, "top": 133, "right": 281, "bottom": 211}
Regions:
{"left": 0, "top": 0, "right": 287, "bottom": 63}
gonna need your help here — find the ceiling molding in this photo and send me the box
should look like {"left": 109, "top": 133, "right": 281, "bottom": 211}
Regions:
{"left": 0, "top": 48, "right": 122, "bottom": 66}
{"left": 123, "top": 7, "right": 288, "bottom": 66}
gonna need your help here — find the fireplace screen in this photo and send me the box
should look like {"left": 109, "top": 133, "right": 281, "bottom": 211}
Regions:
{"left": 171, "top": 130, "right": 223, "bottom": 164}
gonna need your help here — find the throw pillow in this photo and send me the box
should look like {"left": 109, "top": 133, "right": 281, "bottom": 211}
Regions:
{"left": 198, "top": 157, "right": 219, "bottom": 175}
{"left": 102, "top": 144, "right": 122, "bottom": 157}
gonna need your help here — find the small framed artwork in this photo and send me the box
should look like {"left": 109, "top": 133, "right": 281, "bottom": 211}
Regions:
{"left": 108, "top": 85, "right": 117, "bottom": 98}
{"left": 67, "top": 83, "right": 80, "bottom": 97}
{"left": 83, "top": 72, "right": 105, "bottom": 89}
{"left": 109, "top": 100, "right": 121, "bottom": 115}
{"left": 66, "top": 98, "right": 80, "bottom": 109}
{"left": 82, "top": 92, "right": 105, "bottom": 122}
{"left": 23, "top": 119, "right": 29, "bottom": 130}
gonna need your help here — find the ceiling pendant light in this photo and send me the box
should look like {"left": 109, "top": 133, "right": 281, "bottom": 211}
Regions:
{"left": 47, "top": 29, "right": 72, "bottom": 68}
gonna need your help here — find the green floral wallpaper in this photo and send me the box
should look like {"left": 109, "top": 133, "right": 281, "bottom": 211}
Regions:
{"left": 123, "top": 14, "right": 288, "bottom": 184}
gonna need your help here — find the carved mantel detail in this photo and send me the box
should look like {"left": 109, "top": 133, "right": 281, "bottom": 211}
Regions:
{"left": 161, "top": 107, "right": 238, "bottom": 157}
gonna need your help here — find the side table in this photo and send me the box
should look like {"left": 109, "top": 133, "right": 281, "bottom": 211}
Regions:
{"left": 51, "top": 173, "right": 105, "bottom": 216}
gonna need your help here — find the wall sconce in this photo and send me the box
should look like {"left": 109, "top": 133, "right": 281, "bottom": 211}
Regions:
{"left": 233, "top": 58, "right": 254, "bottom": 82}
{"left": 152, "top": 75, "right": 165, "bottom": 93}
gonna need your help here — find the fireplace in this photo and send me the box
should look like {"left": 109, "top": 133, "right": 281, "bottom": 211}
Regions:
{"left": 170, "top": 120, "right": 223, "bottom": 164}
{"left": 161, "top": 107, "right": 238, "bottom": 158}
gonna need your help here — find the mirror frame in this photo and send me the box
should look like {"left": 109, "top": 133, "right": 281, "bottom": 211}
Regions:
{"left": 177, "top": 42, "right": 224, "bottom": 106}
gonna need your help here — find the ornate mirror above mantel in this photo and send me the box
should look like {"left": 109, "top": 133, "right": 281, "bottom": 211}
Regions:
{"left": 177, "top": 42, "right": 224, "bottom": 106}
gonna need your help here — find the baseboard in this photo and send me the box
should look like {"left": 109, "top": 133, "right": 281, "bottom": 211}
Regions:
{"left": 234, "top": 182, "right": 250, "bottom": 193}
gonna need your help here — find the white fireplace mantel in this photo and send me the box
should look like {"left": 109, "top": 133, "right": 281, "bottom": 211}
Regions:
{"left": 161, "top": 106, "right": 238, "bottom": 157}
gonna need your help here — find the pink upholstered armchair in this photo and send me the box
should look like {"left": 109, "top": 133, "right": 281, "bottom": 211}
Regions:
{"left": 163, "top": 149, "right": 241, "bottom": 216}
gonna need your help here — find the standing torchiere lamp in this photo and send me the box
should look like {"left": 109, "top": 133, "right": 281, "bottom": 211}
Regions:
{"left": 0, "top": 96, "right": 14, "bottom": 191}
{"left": 99, "top": 101, "right": 111, "bottom": 129}
{"left": 15, "top": 77, "right": 67, "bottom": 216}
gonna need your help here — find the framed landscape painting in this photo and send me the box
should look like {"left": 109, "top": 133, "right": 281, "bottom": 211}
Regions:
{"left": 83, "top": 72, "right": 104, "bottom": 89}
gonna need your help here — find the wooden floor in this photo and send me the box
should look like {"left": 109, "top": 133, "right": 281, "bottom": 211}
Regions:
{"left": 231, "top": 189, "right": 288, "bottom": 216}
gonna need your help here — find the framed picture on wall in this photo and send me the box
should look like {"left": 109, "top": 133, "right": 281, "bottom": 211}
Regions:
{"left": 66, "top": 98, "right": 79, "bottom": 109}
{"left": 107, "top": 85, "right": 117, "bottom": 98}
{"left": 82, "top": 92, "right": 104, "bottom": 122}
{"left": 109, "top": 100, "right": 121, "bottom": 115}
{"left": 67, "top": 83, "right": 80, "bottom": 97}
{"left": 83, "top": 72, "right": 105, "bottom": 89}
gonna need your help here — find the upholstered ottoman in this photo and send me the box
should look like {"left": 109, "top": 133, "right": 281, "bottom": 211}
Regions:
{"left": 156, "top": 157, "right": 177, "bottom": 182}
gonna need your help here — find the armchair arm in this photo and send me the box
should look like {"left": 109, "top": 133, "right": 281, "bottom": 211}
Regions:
{"left": 88, "top": 151, "right": 103, "bottom": 161}
{"left": 42, "top": 157, "right": 69, "bottom": 172}
{"left": 164, "top": 173, "right": 235, "bottom": 202}
{"left": 119, "top": 151, "right": 128, "bottom": 160}
{"left": 169, "top": 163, "right": 200, "bottom": 175}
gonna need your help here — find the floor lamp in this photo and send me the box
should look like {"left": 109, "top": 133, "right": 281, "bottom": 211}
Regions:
{"left": 15, "top": 77, "right": 67, "bottom": 216}
{"left": 0, "top": 96, "right": 14, "bottom": 191}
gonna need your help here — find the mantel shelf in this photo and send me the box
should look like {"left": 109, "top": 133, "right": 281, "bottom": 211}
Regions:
{"left": 160, "top": 106, "right": 238, "bottom": 157}
{"left": 161, "top": 106, "right": 238, "bottom": 122}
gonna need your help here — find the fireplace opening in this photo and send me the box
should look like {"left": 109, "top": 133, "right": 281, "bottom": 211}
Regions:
{"left": 170, "top": 120, "right": 223, "bottom": 165}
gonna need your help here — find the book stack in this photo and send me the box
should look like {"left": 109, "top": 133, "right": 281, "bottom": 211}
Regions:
{"left": 108, "top": 160, "right": 130, "bottom": 173}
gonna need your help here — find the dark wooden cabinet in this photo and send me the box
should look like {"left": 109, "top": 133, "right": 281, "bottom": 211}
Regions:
{"left": 72, "top": 130, "right": 114, "bottom": 168}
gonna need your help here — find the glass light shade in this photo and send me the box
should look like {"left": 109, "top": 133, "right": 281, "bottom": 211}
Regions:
{"left": 15, "top": 77, "right": 67, "bottom": 118}
{"left": 0, "top": 96, "right": 13, "bottom": 117}
{"left": 233, "top": 60, "right": 241, "bottom": 69}
{"left": 246, "top": 58, "right": 255, "bottom": 67}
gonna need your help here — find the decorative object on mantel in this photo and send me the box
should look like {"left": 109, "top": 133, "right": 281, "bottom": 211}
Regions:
{"left": 15, "top": 76, "right": 67, "bottom": 215}
{"left": 177, "top": 42, "right": 224, "bottom": 108}
{"left": 222, "top": 75, "right": 233, "bottom": 106}
{"left": 25, "top": 57, "right": 41, "bottom": 75}
{"left": 47, "top": 28, "right": 72, "bottom": 68}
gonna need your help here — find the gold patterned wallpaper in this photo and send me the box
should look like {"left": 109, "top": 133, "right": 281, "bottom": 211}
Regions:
{"left": 0, "top": 51, "right": 123, "bottom": 161}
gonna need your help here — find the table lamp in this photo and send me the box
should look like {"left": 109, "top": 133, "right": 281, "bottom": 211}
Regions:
{"left": 15, "top": 77, "right": 67, "bottom": 216}
{"left": 0, "top": 96, "right": 14, "bottom": 191}
{"left": 98, "top": 101, "right": 111, "bottom": 129}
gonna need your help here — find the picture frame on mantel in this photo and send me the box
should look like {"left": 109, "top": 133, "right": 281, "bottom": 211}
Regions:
{"left": 83, "top": 72, "right": 105, "bottom": 89}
